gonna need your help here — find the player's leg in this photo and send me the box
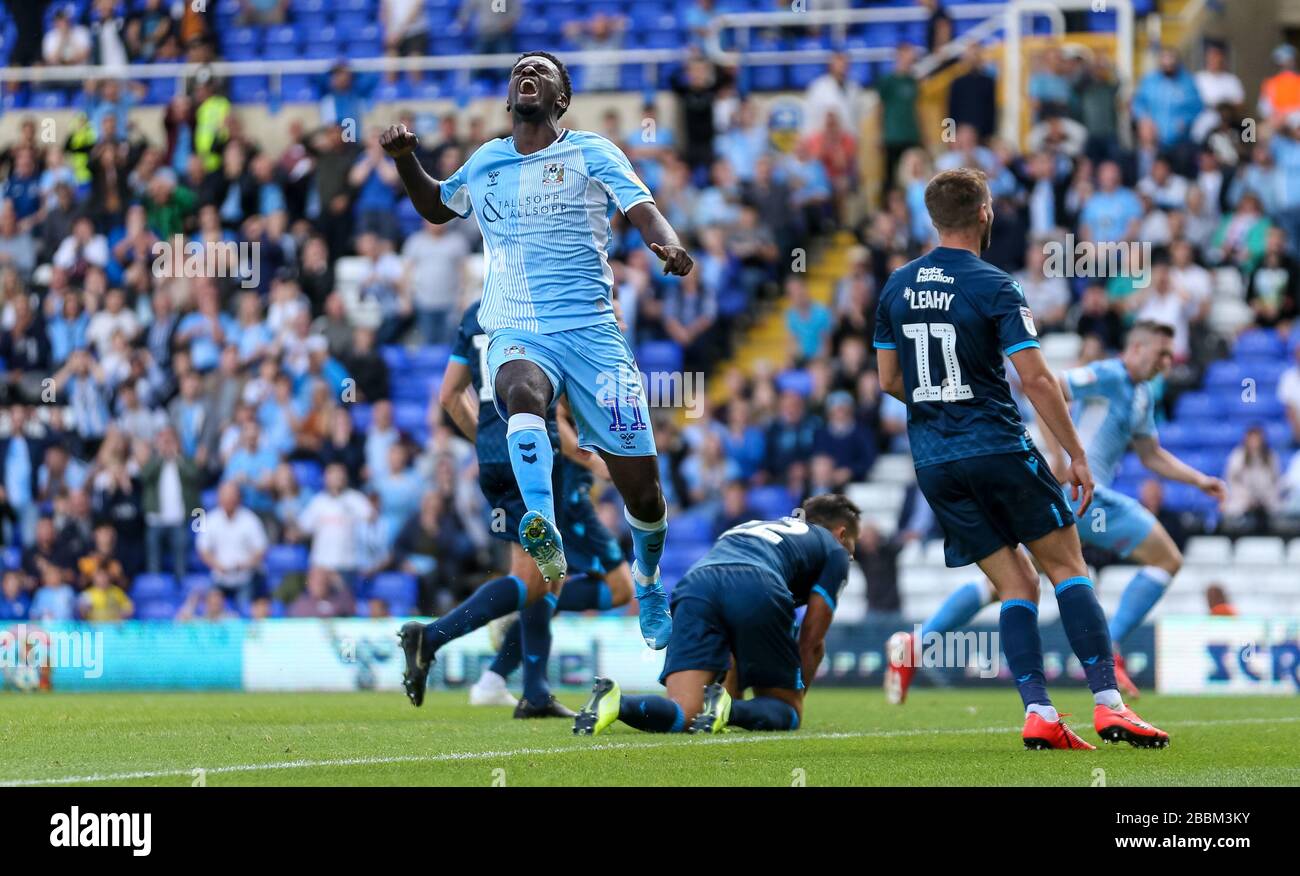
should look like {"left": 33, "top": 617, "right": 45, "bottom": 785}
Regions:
{"left": 694, "top": 569, "right": 803, "bottom": 733}
{"left": 489, "top": 332, "right": 568, "bottom": 583}
{"left": 886, "top": 577, "right": 996, "bottom": 705}
{"left": 563, "top": 322, "right": 671, "bottom": 648}
{"left": 481, "top": 499, "right": 632, "bottom": 692}
{"left": 399, "top": 570, "right": 528, "bottom": 707}
{"left": 575, "top": 574, "right": 726, "bottom": 735}
{"left": 730, "top": 686, "right": 803, "bottom": 731}
{"left": 1025, "top": 524, "right": 1168, "bottom": 747}
{"left": 1108, "top": 517, "right": 1180, "bottom": 649}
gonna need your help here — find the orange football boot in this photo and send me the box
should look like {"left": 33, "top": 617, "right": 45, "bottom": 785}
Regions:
{"left": 1023, "top": 712, "right": 1097, "bottom": 750}
{"left": 1113, "top": 652, "right": 1140, "bottom": 699}
{"left": 1094, "top": 704, "right": 1169, "bottom": 748}
{"left": 884, "top": 631, "right": 917, "bottom": 704}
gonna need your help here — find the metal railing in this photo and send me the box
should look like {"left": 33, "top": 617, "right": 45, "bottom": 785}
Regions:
{"left": 0, "top": 3, "right": 1015, "bottom": 102}
{"left": 1001, "top": 0, "right": 1135, "bottom": 144}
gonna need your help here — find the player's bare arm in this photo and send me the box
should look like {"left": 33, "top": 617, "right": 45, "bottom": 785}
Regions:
{"left": 1009, "top": 345, "right": 1094, "bottom": 514}
{"left": 874, "top": 347, "right": 906, "bottom": 402}
{"left": 438, "top": 357, "right": 479, "bottom": 441}
{"left": 797, "top": 593, "right": 834, "bottom": 696}
{"left": 380, "top": 124, "right": 459, "bottom": 225}
{"left": 1132, "top": 435, "right": 1228, "bottom": 505}
{"left": 626, "top": 202, "right": 693, "bottom": 276}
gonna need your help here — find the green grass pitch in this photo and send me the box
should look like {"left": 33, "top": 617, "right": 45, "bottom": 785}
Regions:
{"left": 2, "top": 689, "right": 1297, "bottom": 787}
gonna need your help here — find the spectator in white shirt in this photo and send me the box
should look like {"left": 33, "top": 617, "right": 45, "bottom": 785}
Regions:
{"left": 1193, "top": 41, "right": 1245, "bottom": 142}
{"left": 42, "top": 7, "right": 92, "bottom": 66}
{"left": 401, "top": 221, "right": 469, "bottom": 345}
{"left": 298, "top": 462, "right": 375, "bottom": 579}
{"left": 196, "top": 481, "right": 269, "bottom": 607}
{"left": 802, "top": 52, "right": 861, "bottom": 138}
{"left": 85, "top": 288, "right": 139, "bottom": 359}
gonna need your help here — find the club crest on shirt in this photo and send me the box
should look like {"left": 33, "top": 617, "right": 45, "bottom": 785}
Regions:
{"left": 1020, "top": 306, "right": 1038, "bottom": 337}
{"left": 542, "top": 162, "right": 565, "bottom": 185}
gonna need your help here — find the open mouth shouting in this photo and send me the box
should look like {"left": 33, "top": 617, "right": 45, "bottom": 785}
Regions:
{"left": 518, "top": 76, "right": 539, "bottom": 96}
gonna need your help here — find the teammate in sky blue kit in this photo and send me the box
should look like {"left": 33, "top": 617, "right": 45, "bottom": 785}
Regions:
{"left": 886, "top": 321, "right": 1225, "bottom": 704}
{"left": 573, "top": 494, "right": 859, "bottom": 736}
{"left": 383, "top": 52, "right": 690, "bottom": 655}
{"left": 874, "top": 167, "right": 1167, "bottom": 749}
{"left": 397, "top": 301, "right": 634, "bottom": 717}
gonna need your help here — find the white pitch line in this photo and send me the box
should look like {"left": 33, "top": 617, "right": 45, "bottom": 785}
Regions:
{"left": 3, "top": 715, "right": 1297, "bottom": 787}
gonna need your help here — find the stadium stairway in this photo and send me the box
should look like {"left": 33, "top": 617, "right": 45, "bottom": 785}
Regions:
{"left": 707, "top": 229, "right": 855, "bottom": 407}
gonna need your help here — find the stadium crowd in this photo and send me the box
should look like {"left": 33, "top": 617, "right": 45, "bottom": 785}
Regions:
{"left": 0, "top": 0, "right": 1297, "bottom": 625}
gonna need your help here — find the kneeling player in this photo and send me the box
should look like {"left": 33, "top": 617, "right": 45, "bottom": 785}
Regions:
{"left": 573, "top": 494, "right": 858, "bottom": 735}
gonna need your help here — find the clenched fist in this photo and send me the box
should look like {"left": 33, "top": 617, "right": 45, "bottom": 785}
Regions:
{"left": 379, "top": 124, "right": 419, "bottom": 158}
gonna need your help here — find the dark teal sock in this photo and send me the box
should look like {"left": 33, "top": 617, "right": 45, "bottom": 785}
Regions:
{"left": 423, "top": 575, "right": 526, "bottom": 662}
{"left": 520, "top": 591, "right": 557, "bottom": 706}
{"left": 1055, "top": 576, "right": 1118, "bottom": 694}
{"left": 999, "top": 599, "right": 1051, "bottom": 708}
{"left": 557, "top": 574, "right": 612, "bottom": 612}
{"left": 491, "top": 576, "right": 610, "bottom": 680}
{"left": 729, "top": 697, "right": 800, "bottom": 731}
{"left": 618, "top": 695, "right": 685, "bottom": 732}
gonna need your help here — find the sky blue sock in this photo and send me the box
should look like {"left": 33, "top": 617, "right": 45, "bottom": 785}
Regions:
{"left": 423, "top": 575, "right": 526, "bottom": 661}
{"left": 520, "top": 591, "right": 557, "bottom": 706}
{"left": 1108, "top": 567, "right": 1170, "bottom": 647}
{"left": 488, "top": 620, "right": 523, "bottom": 679}
{"left": 624, "top": 508, "right": 667, "bottom": 579}
{"left": 556, "top": 574, "right": 612, "bottom": 612}
{"left": 730, "top": 697, "right": 800, "bottom": 731}
{"left": 999, "top": 599, "right": 1051, "bottom": 708}
{"left": 1056, "top": 576, "right": 1118, "bottom": 694}
{"left": 507, "top": 414, "right": 555, "bottom": 524}
{"left": 618, "top": 695, "right": 685, "bottom": 732}
{"left": 921, "top": 581, "right": 985, "bottom": 638}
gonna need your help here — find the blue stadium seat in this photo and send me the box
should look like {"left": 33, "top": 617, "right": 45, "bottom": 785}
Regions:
{"left": 264, "top": 25, "right": 298, "bottom": 45}
{"left": 139, "top": 599, "right": 180, "bottom": 620}
{"left": 1175, "top": 391, "right": 1225, "bottom": 421}
{"left": 350, "top": 403, "right": 373, "bottom": 432}
{"left": 266, "top": 544, "right": 310, "bottom": 575}
{"left": 230, "top": 76, "right": 271, "bottom": 103}
{"left": 370, "top": 572, "right": 418, "bottom": 614}
{"left": 182, "top": 573, "right": 213, "bottom": 596}
{"left": 280, "top": 74, "right": 320, "bottom": 103}
{"left": 223, "top": 27, "right": 260, "bottom": 49}
{"left": 393, "top": 402, "right": 427, "bottom": 434}
{"left": 637, "top": 341, "right": 683, "bottom": 374}
{"left": 1235, "top": 329, "right": 1286, "bottom": 361}
{"left": 748, "top": 485, "right": 795, "bottom": 519}
{"left": 291, "top": 461, "right": 325, "bottom": 492}
{"left": 132, "top": 573, "right": 177, "bottom": 600}
{"left": 144, "top": 78, "right": 177, "bottom": 105}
